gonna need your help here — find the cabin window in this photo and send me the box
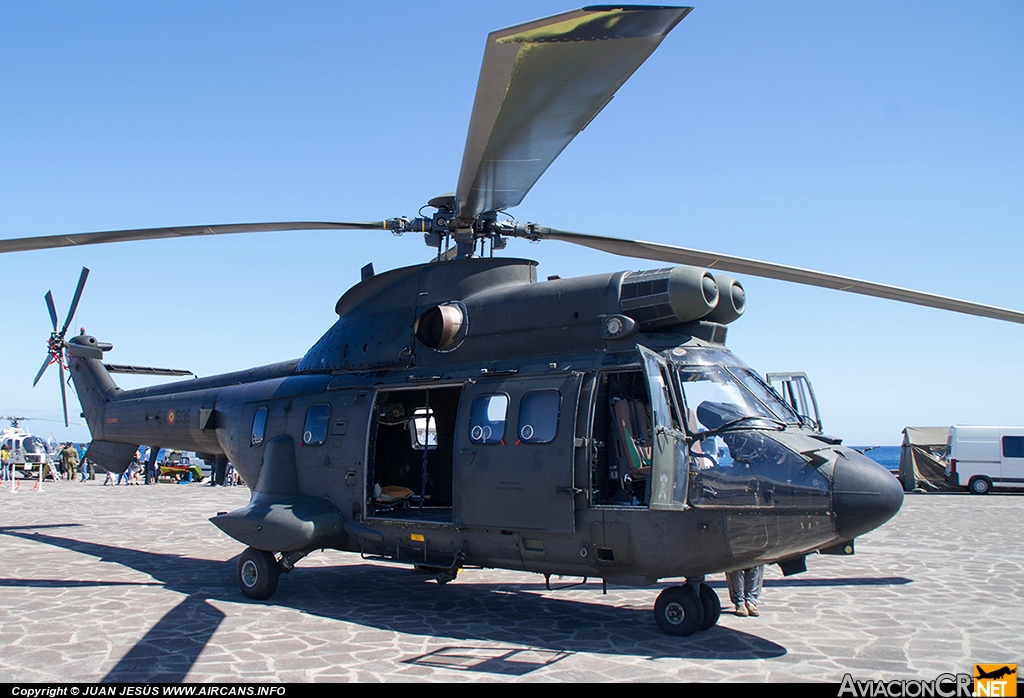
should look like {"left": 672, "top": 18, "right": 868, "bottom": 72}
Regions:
{"left": 518, "top": 390, "right": 560, "bottom": 444}
{"left": 469, "top": 394, "right": 508, "bottom": 444}
{"left": 1003, "top": 436, "right": 1024, "bottom": 458}
{"left": 302, "top": 404, "right": 331, "bottom": 446}
{"left": 251, "top": 407, "right": 268, "bottom": 446}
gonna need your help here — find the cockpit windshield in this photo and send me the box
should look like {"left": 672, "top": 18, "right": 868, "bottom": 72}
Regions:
{"left": 22, "top": 436, "right": 48, "bottom": 454}
{"left": 675, "top": 364, "right": 778, "bottom": 433}
{"left": 725, "top": 367, "right": 802, "bottom": 425}
{"left": 670, "top": 353, "right": 801, "bottom": 433}
{"left": 667, "top": 348, "right": 830, "bottom": 509}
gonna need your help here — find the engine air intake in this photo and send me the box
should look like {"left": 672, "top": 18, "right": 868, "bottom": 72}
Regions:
{"left": 619, "top": 267, "right": 720, "bottom": 330}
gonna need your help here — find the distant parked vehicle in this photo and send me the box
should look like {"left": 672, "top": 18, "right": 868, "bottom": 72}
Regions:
{"left": 945, "top": 426, "right": 1024, "bottom": 494}
{"left": 159, "top": 450, "right": 204, "bottom": 482}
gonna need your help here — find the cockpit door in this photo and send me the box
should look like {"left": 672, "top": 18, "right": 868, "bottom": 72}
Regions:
{"left": 455, "top": 373, "right": 583, "bottom": 533}
{"left": 638, "top": 346, "right": 688, "bottom": 510}
{"left": 766, "top": 372, "right": 822, "bottom": 433}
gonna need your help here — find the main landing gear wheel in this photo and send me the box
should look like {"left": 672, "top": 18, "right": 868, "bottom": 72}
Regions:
{"left": 237, "top": 547, "right": 280, "bottom": 600}
{"left": 653, "top": 586, "right": 703, "bottom": 636}
{"left": 698, "top": 583, "right": 722, "bottom": 630}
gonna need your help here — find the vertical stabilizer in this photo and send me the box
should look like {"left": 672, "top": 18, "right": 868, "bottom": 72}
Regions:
{"left": 65, "top": 334, "right": 122, "bottom": 441}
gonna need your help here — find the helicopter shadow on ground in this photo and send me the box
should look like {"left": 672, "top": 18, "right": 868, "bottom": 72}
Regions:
{"left": 0, "top": 525, "right": 812, "bottom": 679}
{"left": 761, "top": 576, "right": 912, "bottom": 588}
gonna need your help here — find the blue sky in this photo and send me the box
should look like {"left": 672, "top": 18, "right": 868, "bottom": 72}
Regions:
{"left": 1, "top": 1, "right": 1022, "bottom": 445}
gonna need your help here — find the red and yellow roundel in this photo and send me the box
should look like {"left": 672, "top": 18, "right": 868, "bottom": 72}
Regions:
{"left": 167, "top": 410, "right": 176, "bottom": 425}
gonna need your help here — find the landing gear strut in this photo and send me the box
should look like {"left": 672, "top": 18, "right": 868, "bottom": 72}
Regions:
{"left": 414, "top": 564, "right": 459, "bottom": 584}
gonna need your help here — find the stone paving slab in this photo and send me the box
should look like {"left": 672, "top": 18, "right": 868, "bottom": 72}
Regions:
{"left": 0, "top": 481, "right": 1020, "bottom": 682}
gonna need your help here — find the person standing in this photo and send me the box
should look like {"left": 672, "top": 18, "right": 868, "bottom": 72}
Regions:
{"left": 119, "top": 450, "right": 139, "bottom": 485}
{"left": 78, "top": 443, "right": 94, "bottom": 480}
{"left": 61, "top": 443, "right": 80, "bottom": 482}
{"left": 726, "top": 565, "right": 763, "bottom": 617}
{"left": 1, "top": 442, "right": 11, "bottom": 486}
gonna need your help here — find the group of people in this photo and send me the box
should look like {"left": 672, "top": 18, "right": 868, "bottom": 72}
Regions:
{"left": 103, "top": 449, "right": 143, "bottom": 485}
{"left": 2, "top": 441, "right": 239, "bottom": 487}
{"left": 57, "top": 442, "right": 93, "bottom": 481}
{"left": 0, "top": 441, "right": 94, "bottom": 484}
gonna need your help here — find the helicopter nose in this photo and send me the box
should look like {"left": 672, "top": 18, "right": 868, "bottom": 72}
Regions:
{"left": 832, "top": 453, "right": 904, "bottom": 540}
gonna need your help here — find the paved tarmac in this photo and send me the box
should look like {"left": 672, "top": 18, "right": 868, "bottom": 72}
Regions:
{"left": 0, "top": 479, "right": 1020, "bottom": 683}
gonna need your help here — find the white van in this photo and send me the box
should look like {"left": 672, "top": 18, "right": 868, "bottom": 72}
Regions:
{"left": 945, "top": 426, "right": 1024, "bottom": 494}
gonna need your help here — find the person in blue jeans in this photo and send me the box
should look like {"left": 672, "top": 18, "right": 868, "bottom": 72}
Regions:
{"left": 727, "top": 565, "right": 763, "bottom": 617}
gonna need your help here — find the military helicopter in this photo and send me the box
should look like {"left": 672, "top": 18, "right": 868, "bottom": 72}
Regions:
{"left": 4, "top": 5, "right": 1024, "bottom": 637}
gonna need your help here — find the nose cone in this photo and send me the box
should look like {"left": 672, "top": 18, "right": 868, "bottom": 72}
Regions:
{"left": 832, "top": 453, "right": 904, "bottom": 540}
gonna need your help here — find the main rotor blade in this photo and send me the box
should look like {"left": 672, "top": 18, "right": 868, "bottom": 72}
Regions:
{"left": 534, "top": 227, "right": 1024, "bottom": 325}
{"left": 59, "top": 267, "right": 90, "bottom": 338}
{"left": 44, "top": 291, "right": 58, "bottom": 331}
{"left": 0, "top": 221, "right": 406, "bottom": 255}
{"left": 59, "top": 364, "right": 69, "bottom": 428}
{"left": 456, "top": 6, "right": 691, "bottom": 220}
{"left": 32, "top": 354, "right": 52, "bottom": 387}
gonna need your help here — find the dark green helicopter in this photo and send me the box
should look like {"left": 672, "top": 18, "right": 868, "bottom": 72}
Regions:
{"left": 4, "top": 6, "right": 1023, "bottom": 637}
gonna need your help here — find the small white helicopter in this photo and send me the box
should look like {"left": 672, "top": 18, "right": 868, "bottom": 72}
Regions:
{"left": 0, "top": 416, "right": 56, "bottom": 478}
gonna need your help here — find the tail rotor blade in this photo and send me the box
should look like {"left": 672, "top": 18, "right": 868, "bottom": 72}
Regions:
{"left": 59, "top": 364, "right": 69, "bottom": 428}
{"left": 32, "top": 354, "right": 53, "bottom": 387}
{"left": 44, "top": 291, "right": 58, "bottom": 331}
{"left": 59, "top": 267, "right": 90, "bottom": 338}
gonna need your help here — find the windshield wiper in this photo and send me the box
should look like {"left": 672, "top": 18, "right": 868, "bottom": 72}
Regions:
{"left": 692, "top": 415, "right": 787, "bottom": 441}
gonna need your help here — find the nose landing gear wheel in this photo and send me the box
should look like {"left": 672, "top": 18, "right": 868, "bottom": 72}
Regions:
{"left": 698, "top": 583, "right": 722, "bottom": 630}
{"left": 237, "top": 547, "right": 280, "bottom": 600}
{"left": 653, "top": 586, "right": 703, "bottom": 636}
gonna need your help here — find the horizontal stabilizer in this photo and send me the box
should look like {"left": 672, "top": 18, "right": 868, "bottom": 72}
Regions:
{"left": 85, "top": 440, "right": 138, "bottom": 473}
{"left": 103, "top": 364, "right": 193, "bottom": 376}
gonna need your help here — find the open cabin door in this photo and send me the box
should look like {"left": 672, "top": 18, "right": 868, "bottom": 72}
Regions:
{"left": 455, "top": 373, "right": 582, "bottom": 533}
{"left": 638, "top": 346, "right": 689, "bottom": 510}
{"left": 766, "top": 372, "right": 822, "bottom": 433}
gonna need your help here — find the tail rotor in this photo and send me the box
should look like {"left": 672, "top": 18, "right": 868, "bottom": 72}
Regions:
{"left": 33, "top": 267, "right": 90, "bottom": 427}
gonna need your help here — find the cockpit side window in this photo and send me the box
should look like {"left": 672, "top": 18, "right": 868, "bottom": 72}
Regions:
{"left": 469, "top": 393, "right": 508, "bottom": 444}
{"left": 251, "top": 407, "right": 268, "bottom": 447}
{"left": 518, "top": 390, "right": 560, "bottom": 444}
{"left": 302, "top": 404, "right": 331, "bottom": 447}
